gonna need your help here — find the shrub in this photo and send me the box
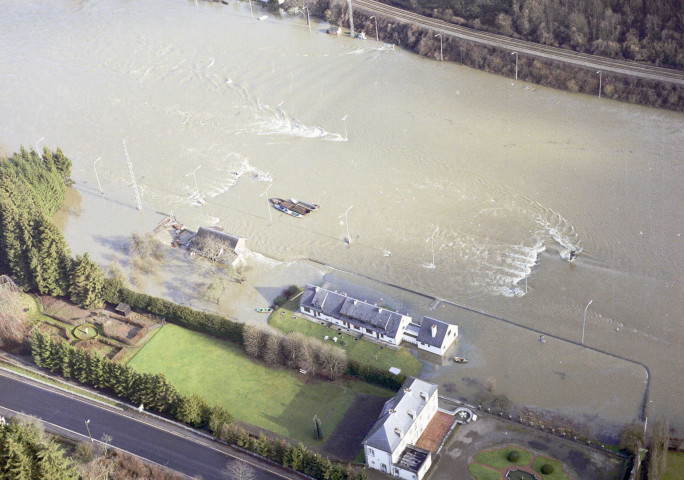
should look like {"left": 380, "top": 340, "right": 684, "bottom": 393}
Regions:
{"left": 273, "top": 295, "right": 286, "bottom": 306}
{"left": 541, "top": 464, "right": 554, "bottom": 474}
{"left": 507, "top": 450, "right": 520, "bottom": 462}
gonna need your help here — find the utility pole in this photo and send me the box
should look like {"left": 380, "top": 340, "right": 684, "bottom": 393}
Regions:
{"left": 511, "top": 52, "right": 518, "bottom": 80}
{"left": 347, "top": 0, "right": 354, "bottom": 37}
{"left": 122, "top": 139, "right": 143, "bottom": 211}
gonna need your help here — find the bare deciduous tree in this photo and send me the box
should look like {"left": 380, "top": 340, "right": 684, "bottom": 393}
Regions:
{"left": 263, "top": 332, "right": 282, "bottom": 365}
{"left": 242, "top": 325, "right": 267, "bottom": 359}
{"left": 223, "top": 460, "right": 256, "bottom": 480}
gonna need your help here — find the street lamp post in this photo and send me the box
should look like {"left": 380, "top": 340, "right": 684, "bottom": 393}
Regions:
{"left": 435, "top": 34, "right": 443, "bottom": 61}
{"left": 93, "top": 156, "right": 103, "bottom": 194}
{"left": 511, "top": 52, "right": 518, "bottom": 80}
{"left": 341, "top": 115, "right": 348, "bottom": 141}
{"left": 427, "top": 226, "right": 439, "bottom": 268}
{"left": 263, "top": 183, "right": 273, "bottom": 223}
{"left": 581, "top": 299, "right": 593, "bottom": 345}
{"left": 370, "top": 16, "right": 378, "bottom": 42}
{"left": 185, "top": 165, "right": 202, "bottom": 198}
{"left": 596, "top": 70, "right": 602, "bottom": 98}
{"left": 339, "top": 205, "right": 353, "bottom": 244}
{"left": 85, "top": 419, "right": 93, "bottom": 443}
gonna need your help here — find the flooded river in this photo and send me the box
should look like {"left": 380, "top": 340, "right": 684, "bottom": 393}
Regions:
{"left": 1, "top": 0, "right": 682, "bottom": 434}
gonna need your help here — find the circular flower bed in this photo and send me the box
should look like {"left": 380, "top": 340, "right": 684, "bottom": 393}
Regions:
{"left": 73, "top": 324, "right": 99, "bottom": 340}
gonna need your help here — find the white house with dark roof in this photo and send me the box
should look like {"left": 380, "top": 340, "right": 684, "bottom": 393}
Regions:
{"left": 299, "top": 285, "right": 457, "bottom": 355}
{"left": 299, "top": 285, "right": 412, "bottom": 346}
{"left": 363, "top": 377, "right": 438, "bottom": 480}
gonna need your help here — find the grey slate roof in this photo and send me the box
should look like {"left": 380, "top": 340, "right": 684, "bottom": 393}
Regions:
{"left": 193, "top": 227, "right": 241, "bottom": 250}
{"left": 190, "top": 227, "right": 244, "bottom": 263}
{"left": 300, "top": 285, "right": 405, "bottom": 338}
{"left": 362, "top": 377, "right": 438, "bottom": 454}
{"left": 417, "top": 316, "right": 453, "bottom": 348}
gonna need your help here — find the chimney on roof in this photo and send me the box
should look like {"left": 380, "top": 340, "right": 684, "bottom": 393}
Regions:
{"left": 315, "top": 286, "right": 319, "bottom": 292}
{"left": 394, "top": 427, "right": 403, "bottom": 437}
{"left": 353, "top": 300, "right": 357, "bottom": 305}
{"left": 431, "top": 324, "right": 438, "bottom": 338}
{"left": 420, "top": 391, "right": 428, "bottom": 401}
{"left": 389, "top": 408, "right": 396, "bottom": 414}
{"left": 408, "top": 409, "right": 416, "bottom": 419}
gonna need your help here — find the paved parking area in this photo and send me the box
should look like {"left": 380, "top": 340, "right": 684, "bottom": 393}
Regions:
{"left": 425, "top": 415, "right": 625, "bottom": 480}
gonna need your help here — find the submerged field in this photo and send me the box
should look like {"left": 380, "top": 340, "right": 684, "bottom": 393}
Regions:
{"left": 127, "top": 324, "right": 393, "bottom": 444}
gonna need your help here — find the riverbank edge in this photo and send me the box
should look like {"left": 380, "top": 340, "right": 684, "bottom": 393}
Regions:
{"left": 286, "top": 0, "right": 683, "bottom": 112}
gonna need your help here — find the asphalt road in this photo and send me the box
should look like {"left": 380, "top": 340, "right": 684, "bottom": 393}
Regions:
{"left": 0, "top": 372, "right": 296, "bottom": 480}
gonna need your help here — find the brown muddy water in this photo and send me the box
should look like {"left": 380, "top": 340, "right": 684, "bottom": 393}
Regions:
{"left": 1, "top": 0, "right": 682, "bottom": 435}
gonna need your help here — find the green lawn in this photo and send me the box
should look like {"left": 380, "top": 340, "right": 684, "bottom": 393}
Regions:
{"left": 127, "top": 324, "right": 393, "bottom": 444}
{"left": 474, "top": 446, "right": 533, "bottom": 469}
{"left": 269, "top": 308, "right": 422, "bottom": 377}
{"left": 531, "top": 456, "right": 569, "bottom": 480}
{"left": 664, "top": 451, "right": 684, "bottom": 480}
{"left": 469, "top": 463, "right": 503, "bottom": 480}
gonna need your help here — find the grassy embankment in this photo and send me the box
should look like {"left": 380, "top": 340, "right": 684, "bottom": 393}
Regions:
{"left": 268, "top": 305, "right": 422, "bottom": 378}
{"left": 127, "top": 324, "right": 394, "bottom": 444}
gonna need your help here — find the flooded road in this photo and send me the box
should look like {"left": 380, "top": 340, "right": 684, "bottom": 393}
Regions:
{"left": 1, "top": 0, "right": 682, "bottom": 432}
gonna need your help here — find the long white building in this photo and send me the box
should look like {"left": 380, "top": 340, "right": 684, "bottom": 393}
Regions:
{"left": 363, "top": 377, "right": 439, "bottom": 480}
{"left": 299, "top": 284, "right": 458, "bottom": 356}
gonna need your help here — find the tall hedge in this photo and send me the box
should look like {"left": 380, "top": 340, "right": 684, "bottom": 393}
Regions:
{"left": 104, "top": 280, "right": 243, "bottom": 344}
{"left": 346, "top": 359, "right": 406, "bottom": 392}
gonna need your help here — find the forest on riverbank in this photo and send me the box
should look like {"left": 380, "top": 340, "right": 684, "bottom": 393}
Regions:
{"left": 310, "top": 0, "right": 684, "bottom": 111}
{"left": 380, "top": 0, "right": 684, "bottom": 70}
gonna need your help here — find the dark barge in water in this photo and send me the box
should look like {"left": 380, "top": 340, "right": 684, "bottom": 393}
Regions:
{"left": 269, "top": 198, "right": 319, "bottom": 218}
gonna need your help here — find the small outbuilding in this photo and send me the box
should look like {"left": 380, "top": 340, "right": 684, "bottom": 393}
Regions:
{"left": 115, "top": 303, "right": 132, "bottom": 317}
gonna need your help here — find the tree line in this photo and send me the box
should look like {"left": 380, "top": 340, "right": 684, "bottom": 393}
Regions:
{"left": 319, "top": 1, "right": 683, "bottom": 111}
{"left": 0, "top": 147, "right": 107, "bottom": 308}
{"left": 243, "top": 326, "right": 348, "bottom": 381}
{"left": 0, "top": 416, "right": 78, "bottom": 480}
{"left": 377, "top": 0, "right": 684, "bottom": 70}
{"left": 216, "top": 425, "right": 367, "bottom": 480}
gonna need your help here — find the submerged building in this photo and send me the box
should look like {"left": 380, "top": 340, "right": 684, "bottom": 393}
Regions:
{"left": 299, "top": 284, "right": 458, "bottom": 356}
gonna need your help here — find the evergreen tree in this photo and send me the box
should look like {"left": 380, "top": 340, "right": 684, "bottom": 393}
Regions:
{"left": 85, "top": 353, "right": 105, "bottom": 388}
{"left": 32, "top": 219, "right": 70, "bottom": 296}
{"left": 176, "top": 394, "right": 207, "bottom": 427}
{"left": 69, "top": 253, "right": 105, "bottom": 309}
{"left": 3, "top": 438, "right": 33, "bottom": 480}
{"left": 208, "top": 406, "right": 234, "bottom": 437}
{"left": 72, "top": 348, "right": 89, "bottom": 384}
{"left": 31, "top": 331, "right": 52, "bottom": 369}
{"left": 313, "top": 414, "right": 323, "bottom": 440}
{"left": 35, "top": 442, "right": 78, "bottom": 480}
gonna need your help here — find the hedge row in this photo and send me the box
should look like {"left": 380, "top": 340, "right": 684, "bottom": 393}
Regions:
{"left": 104, "top": 279, "right": 243, "bottom": 344}
{"left": 347, "top": 359, "right": 406, "bottom": 392}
